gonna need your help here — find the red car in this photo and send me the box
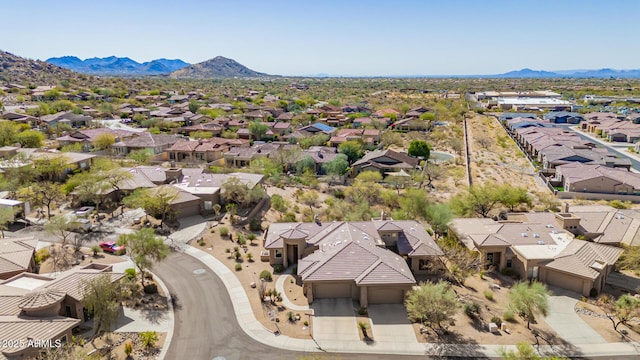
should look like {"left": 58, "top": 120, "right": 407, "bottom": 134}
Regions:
{"left": 98, "top": 241, "right": 125, "bottom": 254}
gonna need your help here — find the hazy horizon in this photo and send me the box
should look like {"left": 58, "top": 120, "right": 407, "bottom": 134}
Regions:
{"left": 4, "top": 0, "right": 639, "bottom": 76}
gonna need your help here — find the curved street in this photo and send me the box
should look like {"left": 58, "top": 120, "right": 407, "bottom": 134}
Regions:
{"left": 154, "top": 252, "right": 430, "bottom": 360}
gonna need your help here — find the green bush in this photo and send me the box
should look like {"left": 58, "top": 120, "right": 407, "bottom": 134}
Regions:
{"left": 483, "top": 290, "right": 494, "bottom": 301}
{"left": 464, "top": 302, "right": 481, "bottom": 318}
{"left": 35, "top": 248, "right": 50, "bottom": 264}
{"left": 503, "top": 309, "right": 515, "bottom": 322}
{"left": 283, "top": 212, "right": 297, "bottom": 222}
{"left": 358, "top": 307, "right": 368, "bottom": 316}
{"left": 291, "top": 266, "right": 297, "bottom": 275}
{"left": 140, "top": 331, "right": 158, "bottom": 348}
{"left": 490, "top": 316, "right": 502, "bottom": 327}
{"left": 219, "top": 227, "right": 229, "bottom": 238}
{"left": 273, "top": 264, "right": 284, "bottom": 273}
{"left": 235, "top": 263, "right": 242, "bottom": 271}
{"left": 125, "top": 268, "right": 136, "bottom": 280}
{"left": 259, "top": 270, "right": 272, "bottom": 281}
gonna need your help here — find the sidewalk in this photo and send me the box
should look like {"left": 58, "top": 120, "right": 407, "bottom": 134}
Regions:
{"left": 179, "top": 243, "right": 640, "bottom": 357}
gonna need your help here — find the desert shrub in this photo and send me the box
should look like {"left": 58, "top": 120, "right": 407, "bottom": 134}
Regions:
{"left": 288, "top": 311, "right": 296, "bottom": 322}
{"left": 291, "top": 266, "right": 297, "bottom": 275}
{"left": 503, "top": 309, "right": 515, "bottom": 322}
{"left": 140, "top": 331, "right": 158, "bottom": 348}
{"left": 124, "top": 340, "right": 133, "bottom": 356}
{"left": 501, "top": 268, "right": 518, "bottom": 278}
{"left": 260, "top": 270, "right": 272, "bottom": 281}
{"left": 358, "top": 307, "right": 368, "bottom": 316}
{"left": 283, "top": 212, "right": 297, "bottom": 222}
{"left": 464, "top": 302, "right": 481, "bottom": 318}
{"left": 91, "top": 245, "right": 101, "bottom": 257}
{"left": 125, "top": 268, "right": 136, "bottom": 280}
{"left": 490, "top": 316, "right": 502, "bottom": 327}
{"left": 483, "top": 290, "right": 494, "bottom": 301}
{"left": 35, "top": 248, "right": 50, "bottom": 264}
{"left": 143, "top": 283, "right": 158, "bottom": 294}
{"left": 219, "top": 227, "right": 229, "bottom": 238}
{"left": 225, "top": 248, "right": 231, "bottom": 253}
{"left": 273, "top": 264, "right": 284, "bottom": 273}
{"left": 235, "top": 263, "right": 242, "bottom": 271}
{"left": 249, "top": 218, "right": 262, "bottom": 231}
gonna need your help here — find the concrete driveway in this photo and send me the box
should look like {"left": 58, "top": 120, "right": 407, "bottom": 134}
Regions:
{"left": 311, "top": 299, "right": 359, "bottom": 346}
{"left": 546, "top": 289, "right": 606, "bottom": 345}
{"left": 368, "top": 304, "right": 418, "bottom": 348}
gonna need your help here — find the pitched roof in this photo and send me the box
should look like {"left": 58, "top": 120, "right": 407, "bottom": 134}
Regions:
{"left": 544, "top": 241, "right": 623, "bottom": 279}
{"left": 0, "top": 237, "right": 36, "bottom": 276}
{"left": 0, "top": 316, "right": 80, "bottom": 356}
{"left": 299, "top": 241, "right": 415, "bottom": 285}
{"left": 18, "top": 289, "right": 66, "bottom": 311}
{"left": 43, "top": 271, "right": 125, "bottom": 302}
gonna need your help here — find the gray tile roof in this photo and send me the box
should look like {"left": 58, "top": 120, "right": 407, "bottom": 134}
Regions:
{"left": 299, "top": 240, "right": 415, "bottom": 285}
{"left": 0, "top": 237, "right": 36, "bottom": 276}
{"left": 544, "top": 241, "right": 623, "bottom": 279}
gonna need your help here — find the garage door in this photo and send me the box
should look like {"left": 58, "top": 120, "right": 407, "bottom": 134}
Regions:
{"left": 314, "top": 282, "right": 352, "bottom": 299}
{"left": 545, "top": 270, "right": 583, "bottom": 294}
{"left": 368, "top": 287, "right": 405, "bottom": 304}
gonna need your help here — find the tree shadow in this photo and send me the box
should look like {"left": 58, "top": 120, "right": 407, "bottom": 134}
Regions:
{"left": 426, "top": 330, "right": 487, "bottom": 358}
{"left": 170, "top": 292, "right": 182, "bottom": 311}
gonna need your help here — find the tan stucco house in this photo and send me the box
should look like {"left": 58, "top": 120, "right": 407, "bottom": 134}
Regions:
{"left": 264, "top": 220, "right": 443, "bottom": 306}
{"left": 0, "top": 263, "right": 124, "bottom": 358}
{"left": 450, "top": 214, "right": 623, "bottom": 297}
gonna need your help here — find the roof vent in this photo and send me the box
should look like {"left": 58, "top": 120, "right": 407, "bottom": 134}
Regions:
{"left": 537, "top": 240, "right": 545, "bottom": 245}
{"left": 521, "top": 233, "right": 528, "bottom": 237}
{"left": 546, "top": 224, "right": 554, "bottom": 228}
{"left": 616, "top": 214, "right": 625, "bottom": 220}
{"left": 533, "top": 233, "right": 540, "bottom": 238}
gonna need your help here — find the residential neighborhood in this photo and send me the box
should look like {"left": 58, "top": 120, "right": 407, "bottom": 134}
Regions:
{"left": 2, "top": 9, "right": 640, "bottom": 358}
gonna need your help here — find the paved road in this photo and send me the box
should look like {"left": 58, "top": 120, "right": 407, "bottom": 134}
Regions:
{"left": 154, "top": 252, "right": 432, "bottom": 360}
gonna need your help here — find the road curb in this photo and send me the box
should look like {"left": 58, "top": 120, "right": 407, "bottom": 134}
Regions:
{"left": 151, "top": 270, "right": 174, "bottom": 360}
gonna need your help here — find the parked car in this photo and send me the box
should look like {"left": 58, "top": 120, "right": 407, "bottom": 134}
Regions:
{"left": 98, "top": 241, "right": 125, "bottom": 254}
{"left": 74, "top": 206, "right": 95, "bottom": 217}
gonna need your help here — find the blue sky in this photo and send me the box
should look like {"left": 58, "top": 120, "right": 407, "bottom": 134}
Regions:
{"left": 3, "top": 0, "right": 639, "bottom": 76}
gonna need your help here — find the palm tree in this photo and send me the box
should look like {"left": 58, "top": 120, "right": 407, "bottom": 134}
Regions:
{"left": 508, "top": 281, "right": 550, "bottom": 329}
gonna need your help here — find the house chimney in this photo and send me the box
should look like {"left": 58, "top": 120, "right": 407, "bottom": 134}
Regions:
{"left": 165, "top": 168, "right": 183, "bottom": 184}
{"left": 563, "top": 202, "right": 570, "bottom": 213}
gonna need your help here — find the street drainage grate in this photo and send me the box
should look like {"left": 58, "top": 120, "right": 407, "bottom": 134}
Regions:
{"left": 193, "top": 268, "right": 206, "bottom": 275}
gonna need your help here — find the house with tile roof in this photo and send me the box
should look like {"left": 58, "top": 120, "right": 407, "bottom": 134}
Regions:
{"left": 0, "top": 237, "right": 37, "bottom": 280}
{"left": 450, "top": 215, "right": 623, "bottom": 296}
{"left": 264, "top": 220, "right": 443, "bottom": 306}
{"left": 112, "top": 132, "right": 182, "bottom": 156}
{"left": 352, "top": 149, "right": 419, "bottom": 176}
{"left": 554, "top": 162, "right": 640, "bottom": 197}
{"left": 0, "top": 263, "right": 123, "bottom": 359}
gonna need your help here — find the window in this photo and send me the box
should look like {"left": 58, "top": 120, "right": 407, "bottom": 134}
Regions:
{"left": 506, "top": 259, "right": 512, "bottom": 268}
{"left": 419, "top": 259, "right": 430, "bottom": 270}
{"left": 275, "top": 249, "right": 282, "bottom": 258}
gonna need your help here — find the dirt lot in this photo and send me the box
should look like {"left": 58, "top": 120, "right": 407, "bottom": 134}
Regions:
{"left": 413, "top": 274, "right": 562, "bottom": 346}
{"left": 466, "top": 114, "right": 550, "bottom": 193}
{"left": 82, "top": 331, "right": 166, "bottom": 359}
{"left": 195, "top": 218, "right": 312, "bottom": 339}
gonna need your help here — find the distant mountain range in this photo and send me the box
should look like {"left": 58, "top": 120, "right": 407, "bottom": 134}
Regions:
{"left": 493, "top": 68, "right": 640, "bottom": 78}
{"left": 0, "top": 50, "right": 84, "bottom": 84}
{"left": 46, "top": 56, "right": 190, "bottom": 75}
{"left": 168, "top": 56, "right": 269, "bottom": 79}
